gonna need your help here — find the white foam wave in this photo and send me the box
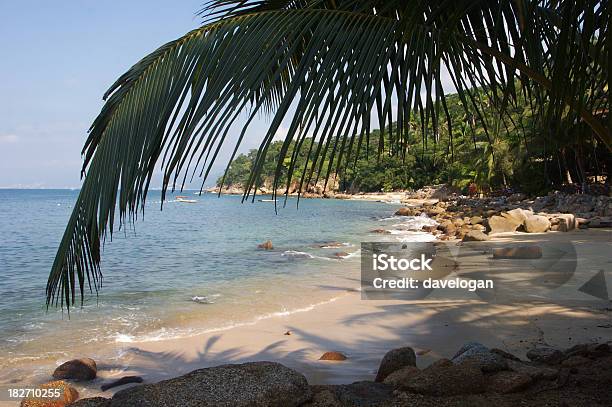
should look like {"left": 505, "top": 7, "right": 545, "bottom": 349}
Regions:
{"left": 281, "top": 250, "right": 315, "bottom": 259}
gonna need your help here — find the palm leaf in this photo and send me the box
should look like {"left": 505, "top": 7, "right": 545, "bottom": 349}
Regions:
{"left": 48, "top": 0, "right": 610, "bottom": 308}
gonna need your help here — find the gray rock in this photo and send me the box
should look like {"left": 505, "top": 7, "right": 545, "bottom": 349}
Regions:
{"left": 107, "top": 362, "right": 311, "bottom": 407}
{"left": 452, "top": 343, "right": 508, "bottom": 372}
{"left": 375, "top": 347, "right": 416, "bottom": 382}
{"left": 53, "top": 358, "right": 97, "bottom": 381}
{"left": 523, "top": 215, "right": 551, "bottom": 233}
{"left": 526, "top": 347, "right": 564, "bottom": 365}
{"left": 403, "top": 362, "right": 485, "bottom": 396}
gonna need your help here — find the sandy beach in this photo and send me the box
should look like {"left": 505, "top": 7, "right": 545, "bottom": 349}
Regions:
{"left": 48, "top": 227, "right": 610, "bottom": 401}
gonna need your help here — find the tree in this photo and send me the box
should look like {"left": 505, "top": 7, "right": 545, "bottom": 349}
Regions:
{"left": 48, "top": 0, "right": 610, "bottom": 308}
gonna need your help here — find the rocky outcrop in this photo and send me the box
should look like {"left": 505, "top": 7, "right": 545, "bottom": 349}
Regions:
{"left": 102, "top": 362, "right": 311, "bottom": 407}
{"left": 375, "top": 347, "right": 417, "bottom": 382}
{"left": 53, "top": 358, "right": 97, "bottom": 381}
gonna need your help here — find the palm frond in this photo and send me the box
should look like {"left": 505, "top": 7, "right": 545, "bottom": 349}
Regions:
{"left": 48, "top": 0, "right": 610, "bottom": 308}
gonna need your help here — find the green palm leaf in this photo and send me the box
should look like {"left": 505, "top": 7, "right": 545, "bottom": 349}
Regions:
{"left": 48, "top": 0, "right": 610, "bottom": 308}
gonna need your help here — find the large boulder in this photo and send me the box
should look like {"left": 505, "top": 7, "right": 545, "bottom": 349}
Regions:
{"left": 402, "top": 361, "right": 485, "bottom": 396}
{"left": 462, "top": 230, "right": 490, "bottom": 242}
{"left": 395, "top": 207, "right": 417, "bottom": 216}
{"left": 108, "top": 362, "right": 311, "bottom": 407}
{"left": 488, "top": 215, "right": 521, "bottom": 234}
{"left": 319, "top": 352, "right": 347, "bottom": 361}
{"left": 52, "top": 358, "right": 97, "bottom": 381}
{"left": 523, "top": 215, "right": 551, "bottom": 233}
{"left": 20, "top": 381, "right": 79, "bottom": 407}
{"left": 451, "top": 342, "right": 508, "bottom": 373}
{"left": 375, "top": 347, "right": 416, "bottom": 382}
{"left": 503, "top": 208, "right": 533, "bottom": 224}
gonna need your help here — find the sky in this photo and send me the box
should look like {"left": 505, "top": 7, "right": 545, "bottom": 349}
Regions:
{"left": 0, "top": 1, "right": 455, "bottom": 189}
{"left": 0, "top": 1, "right": 268, "bottom": 188}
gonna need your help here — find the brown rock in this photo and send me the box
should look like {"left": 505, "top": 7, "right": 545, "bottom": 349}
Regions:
{"left": 488, "top": 215, "right": 521, "bottom": 234}
{"left": 493, "top": 245, "right": 542, "bottom": 259}
{"left": 375, "top": 347, "right": 416, "bottom": 382}
{"left": 319, "top": 351, "right": 347, "bottom": 361}
{"left": 332, "top": 252, "right": 349, "bottom": 258}
{"left": 395, "top": 207, "right": 417, "bottom": 216}
{"left": 462, "top": 230, "right": 490, "bottom": 242}
{"left": 52, "top": 358, "right": 97, "bottom": 381}
{"left": 257, "top": 240, "right": 274, "bottom": 250}
{"left": 486, "top": 371, "right": 532, "bottom": 393}
{"left": 20, "top": 381, "right": 79, "bottom": 407}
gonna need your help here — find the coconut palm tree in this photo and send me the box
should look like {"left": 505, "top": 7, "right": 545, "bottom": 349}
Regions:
{"left": 47, "top": 0, "right": 609, "bottom": 308}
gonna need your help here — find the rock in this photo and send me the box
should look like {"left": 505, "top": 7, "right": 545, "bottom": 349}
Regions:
{"left": 452, "top": 342, "right": 508, "bottom": 373}
{"left": 527, "top": 347, "right": 564, "bottom": 365}
{"left": 284, "top": 331, "right": 291, "bottom": 336}
{"left": 488, "top": 215, "right": 521, "bottom": 234}
{"left": 561, "top": 355, "right": 591, "bottom": 367}
{"left": 375, "top": 347, "right": 416, "bottom": 382}
{"left": 523, "top": 214, "right": 551, "bottom": 233}
{"left": 402, "top": 362, "right": 485, "bottom": 395}
{"left": 311, "top": 382, "right": 393, "bottom": 406}
{"left": 462, "top": 230, "right": 490, "bottom": 242}
{"left": 486, "top": 371, "right": 532, "bottom": 393}
{"left": 108, "top": 362, "right": 311, "bottom": 407}
{"left": 395, "top": 207, "right": 416, "bottom": 216}
{"left": 422, "top": 225, "right": 437, "bottom": 233}
{"left": 68, "top": 398, "right": 110, "bottom": 407}
{"left": 257, "top": 240, "right": 274, "bottom": 250}
{"left": 319, "top": 351, "right": 347, "bottom": 361}
{"left": 382, "top": 366, "right": 420, "bottom": 387}
{"left": 332, "top": 252, "right": 349, "bottom": 258}
{"left": 100, "top": 376, "right": 143, "bottom": 391}
{"left": 503, "top": 208, "right": 533, "bottom": 224}
{"left": 506, "top": 359, "right": 558, "bottom": 380}
{"left": 490, "top": 348, "right": 521, "bottom": 361}
{"left": 52, "top": 358, "right": 97, "bottom": 381}
{"left": 470, "top": 216, "right": 484, "bottom": 225}
{"left": 20, "top": 381, "right": 79, "bottom": 407}
{"left": 492, "top": 245, "right": 542, "bottom": 259}
{"left": 557, "top": 214, "right": 576, "bottom": 232}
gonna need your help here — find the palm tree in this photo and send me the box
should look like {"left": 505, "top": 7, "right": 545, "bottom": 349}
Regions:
{"left": 47, "top": 0, "right": 610, "bottom": 309}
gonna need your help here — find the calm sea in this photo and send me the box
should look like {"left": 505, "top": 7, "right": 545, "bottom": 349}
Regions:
{"left": 0, "top": 189, "right": 431, "bottom": 380}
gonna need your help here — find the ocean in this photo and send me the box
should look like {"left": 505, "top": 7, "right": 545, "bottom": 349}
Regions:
{"left": 0, "top": 189, "right": 433, "bottom": 382}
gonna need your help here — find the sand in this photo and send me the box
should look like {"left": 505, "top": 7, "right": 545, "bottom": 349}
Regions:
{"left": 47, "top": 227, "right": 610, "bottom": 401}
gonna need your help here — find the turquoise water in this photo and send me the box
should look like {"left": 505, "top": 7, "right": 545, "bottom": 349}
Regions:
{"left": 0, "top": 189, "right": 405, "bottom": 374}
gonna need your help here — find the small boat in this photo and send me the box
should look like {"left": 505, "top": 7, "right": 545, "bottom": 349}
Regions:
{"left": 176, "top": 196, "right": 197, "bottom": 203}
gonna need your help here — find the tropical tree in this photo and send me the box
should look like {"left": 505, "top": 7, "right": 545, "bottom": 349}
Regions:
{"left": 48, "top": 0, "right": 610, "bottom": 309}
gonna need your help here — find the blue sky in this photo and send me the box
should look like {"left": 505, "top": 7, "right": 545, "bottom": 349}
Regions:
{"left": 0, "top": 1, "right": 271, "bottom": 188}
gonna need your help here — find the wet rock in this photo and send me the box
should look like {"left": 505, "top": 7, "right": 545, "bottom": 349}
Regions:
{"left": 527, "top": 347, "right": 564, "bottom": 365}
{"left": 52, "top": 358, "right": 97, "bottom": 381}
{"left": 319, "top": 351, "right": 347, "bottom": 361}
{"left": 452, "top": 342, "right": 508, "bottom": 373}
{"left": 108, "top": 362, "right": 311, "bottom": 407}
{"left": 20, "top": 381, "right": 79, "bottom": 407}
{"left": 492, "top": 245, "right": 542, "bottom": 259}
{"left": 402, "top": 362, "right": 485, "bottom": 395}
{"left": 257, "top": 240, "right": 274, "bottom": 250}
{"left": 382, "top": 366, "right": 420, "bottom": 387}
{"left": 375, "top": 347, "right": 416, "bottom": 382}
{"left": 100, "top": 376, "right": 143, "bottom": 391}
{"left": 488, "top": 215, "right": 521, "bottom": 234}
{"left": 486, "top": 371, "right": 532, "bottom": 393}
{"left": 462, "top": 230, "right": 490, "bottom": 242}
{"left": 523, "top": 215, "right": 551, "bottom": 233}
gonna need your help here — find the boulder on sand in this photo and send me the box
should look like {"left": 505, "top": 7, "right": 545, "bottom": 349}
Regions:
{"left": 523, "top": 215, "right": 551, "bottom": 233}
{"left": 375, "top": 347, "right": 416, "bottom": 382}
{"left": 319, "top": 352, "right": 347, "bottom": 361}
{"left": 108, "top": 362, "right": 311, "bottom": 407}
{"left": 503, "top": 208, "right": 533, "bottom": 224}
{"left": 488, "top": 215, "right": 521, "bottom": 234}
{"left": 52, "top": 358, "right": 97, "bottom": 381}
{"left": 462, "top": 230, "right": 490, "bottom": 242}
{"left": 20, "top": 381, "right": 79, "bottom": 407}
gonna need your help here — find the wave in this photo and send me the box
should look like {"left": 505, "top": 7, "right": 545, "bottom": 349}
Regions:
{"left": 281, "top": 250, "right": 315, "bottom": 259}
